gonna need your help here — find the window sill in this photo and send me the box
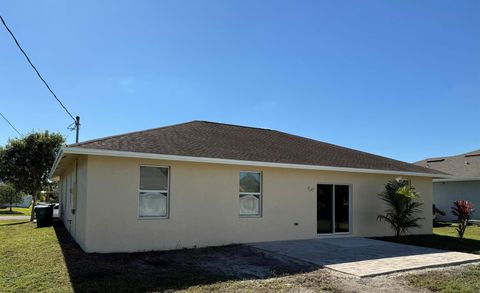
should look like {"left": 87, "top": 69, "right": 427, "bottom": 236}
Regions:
{"left": 316, "top": 232, "right": 352, "bottom": 238}
{"left": 137, "top": 216, "right": 169, "bottom": 220}
{"left": 239, "top": 215, "right": 262, "bottom": 218}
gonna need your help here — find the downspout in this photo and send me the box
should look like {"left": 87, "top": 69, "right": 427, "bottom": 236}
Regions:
{"left": 75, "top": 157, "right": 78, "bottom": 235}
{"left": 71, "top": 157, "right": 78, "bottom": 236}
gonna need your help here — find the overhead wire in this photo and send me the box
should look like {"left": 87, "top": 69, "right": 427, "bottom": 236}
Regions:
{"left": 0, "top": 15, "right": 77, "bottom": 123}
{"left": 0, "top": 112, "right": 22, "bottom": 136}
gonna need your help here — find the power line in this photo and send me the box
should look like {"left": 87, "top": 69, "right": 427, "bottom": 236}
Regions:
{"left": 0, "top": 15, "right": 81, "bottom": 142}
{"left": 0, "top": 15, "right": 76, "bottom": 123}
{"left": 0, "top": 112, "right": 22, "bottom": 137}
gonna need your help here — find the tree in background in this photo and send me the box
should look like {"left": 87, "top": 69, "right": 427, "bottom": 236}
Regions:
{"left": 0, "top": 131, "right": 64, "bottom": 220}
{"left": 0, "top": 184, "right": 23, "bottom": 212}
{"left": 451, "top": 200, "right": 475, "bottom": 239}
{"left": 377, "top": 179, "right": 424, "bottom": 239}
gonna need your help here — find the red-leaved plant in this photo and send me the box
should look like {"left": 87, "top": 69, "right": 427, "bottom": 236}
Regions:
{"left": 451, "top": 200, "right": 475, "bottom": 238}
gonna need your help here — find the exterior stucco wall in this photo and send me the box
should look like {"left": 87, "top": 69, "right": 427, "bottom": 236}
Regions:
{"left": 433, "top": 181, "right": 480, "bottom": 221}
{"left": 58, "top": 156, "right": 88, "bottom": 250}
{"left": 74, "top": 155, "right": 433, "bottom": 253}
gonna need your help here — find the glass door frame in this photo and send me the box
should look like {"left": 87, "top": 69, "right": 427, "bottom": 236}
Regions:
{"left": 316, "top": 183, "right": 353, "bottom": 236}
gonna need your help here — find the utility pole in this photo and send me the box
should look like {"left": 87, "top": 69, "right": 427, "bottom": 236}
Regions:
{"left": 75, "top": 116, "right": 80, "bottom": 143}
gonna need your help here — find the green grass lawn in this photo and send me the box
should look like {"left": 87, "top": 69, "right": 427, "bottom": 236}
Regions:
{"left": 407, "top": 266, "right": 480, "bottom": 293}
{"left": 0, "top": 220, "right": 71, "bottom": 292}
{"left": 0, "top": 206, "right": 31, "bottom": 216}
{"left": 434, "top": 223, "right": 480, "bottom": 240}
{"left": 374, "top": 224, "right": 480, "bottom": 254}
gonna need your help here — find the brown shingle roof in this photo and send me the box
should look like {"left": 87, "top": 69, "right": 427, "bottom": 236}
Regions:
{"left": 415, "top": 149, "right": 480, "bottom": 179}
{"left": 70, "top": 121, "right": 443, "bottom": 175}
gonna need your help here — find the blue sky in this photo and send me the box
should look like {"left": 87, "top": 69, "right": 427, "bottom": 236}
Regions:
{"left": 1, "top": 1, "right": 479, "bottom": 162}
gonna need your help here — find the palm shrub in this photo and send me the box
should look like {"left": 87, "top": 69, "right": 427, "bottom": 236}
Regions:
{"left": 377, "top": 179, "right": 424, "bottom": 239}
{"left": 451, "top": 200, "right": 475, "bottom": 239}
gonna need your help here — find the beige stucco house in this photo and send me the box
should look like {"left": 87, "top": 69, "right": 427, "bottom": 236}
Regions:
{"left": 50, "top": 121, "right": 447, "bottom": 253}
{"left": 416, "top": 150, "right": 480, "bottom": 221}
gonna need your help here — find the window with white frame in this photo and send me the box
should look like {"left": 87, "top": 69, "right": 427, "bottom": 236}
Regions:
{"left": 239, "top": 171, "right": 262, "bottom": 216}
{"left": 139, "top": 166, "right": 169, "bottom": 218}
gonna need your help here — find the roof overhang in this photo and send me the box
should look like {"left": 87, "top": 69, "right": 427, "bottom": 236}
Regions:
{"left": 433, "top": 177, "right": 480, "bottom": 183}
{"left": 49, "top": 146, "right": 451, "bottom": 179}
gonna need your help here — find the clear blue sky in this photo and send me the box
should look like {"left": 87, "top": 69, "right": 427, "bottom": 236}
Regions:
{"left": 1, "top": 1, "right": 479, "bottom": 162}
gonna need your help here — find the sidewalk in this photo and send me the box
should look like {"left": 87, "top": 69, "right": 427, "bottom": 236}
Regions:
{"left": 0, "top": 215, "right": 30, "bottom": 221}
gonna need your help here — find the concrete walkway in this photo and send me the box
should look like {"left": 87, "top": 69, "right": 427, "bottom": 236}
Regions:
{"left": 0, "top": 215, "right": 30, "bottom": 221}
{"left": 249, "top": 237, "right": 480, "bottom": 277}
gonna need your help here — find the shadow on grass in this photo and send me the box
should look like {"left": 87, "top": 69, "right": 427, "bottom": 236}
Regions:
{"left": 373, "top": 234, "right": 480, "bottom": 254}
{"left": 433, "top": 221, "right": 453, "bottom": 228}
{"left": 0, "top": 210, "right": 23, "bottom": 215}
{"left": 53, "top": 223, "right": 319, "bottom": 293}
{"left": 0, "top": 221, "right": 30, "bottom": 226}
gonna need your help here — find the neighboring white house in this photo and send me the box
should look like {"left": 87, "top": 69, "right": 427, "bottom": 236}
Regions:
{"left": 50, "top": 121, "right": 446, "bottom": 253}
{"left": 415, "top": 149, "right": 480, "bottom": 221}
{"left": 0, "top": 180, "right": 32, "bottom": 208}
{"left": 12, "top": 195, "right": 32, "bottom": 208}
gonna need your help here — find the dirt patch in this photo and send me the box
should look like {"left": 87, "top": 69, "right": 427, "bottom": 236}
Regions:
{"left": 135, "top": 245, "right": 319, "bottom": 279}
{"left": 198, "top": 246, "right": 319, "bottom": 278}
{"left": 332, "top": 272, "right": 429, "bottom": 293}
{"left": 177, "top": 266, "right": 431, "bottom": 293}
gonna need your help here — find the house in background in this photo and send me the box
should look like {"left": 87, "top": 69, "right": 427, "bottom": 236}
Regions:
{"left": 12, "top": 195, "right": 32, "bottom": 208}
{"left": 0, "top": 180, "right": 32, "bottom": 208}
{"left": 49, "top": 121, "right": 446, "bottom": 253}
{"left": 415, "top": 149, "right": 480, "bottom": 221}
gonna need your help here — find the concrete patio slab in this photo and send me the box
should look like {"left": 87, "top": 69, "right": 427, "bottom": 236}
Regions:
{"left": 249, "top": 237, "right": 480, "bottom": 277}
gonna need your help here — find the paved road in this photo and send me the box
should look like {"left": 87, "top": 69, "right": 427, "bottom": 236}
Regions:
{"left": 250, "top": 237, "right": 480, "bottom": 277}
{"left": 0, "top": 215, "right": 30, "bottom": 221}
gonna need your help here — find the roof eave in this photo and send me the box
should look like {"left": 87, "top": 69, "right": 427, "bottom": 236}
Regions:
{"left": 433, "top": 177, "right": 480, "bottom": 182}
{"left": 49, "top": 147, "right": 65, "bottom": 179}
{"left": 51, "top": 146, "right": 450, "bottom": 179}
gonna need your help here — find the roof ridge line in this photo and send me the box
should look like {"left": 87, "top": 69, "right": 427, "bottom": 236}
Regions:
{"left": 418, "top": 148, "right": 480, "bottom": 162}
{"left": 202, "top": 121, "right": 419, "bottom": 168}
{"left": 196, "top": 120, "right": 273, "bottom": 132}
{"left": 69, "top": 121, "right": 198, "bottom": 147}
{"left": 271, "top": 129, "right": 429, "bottom": 169}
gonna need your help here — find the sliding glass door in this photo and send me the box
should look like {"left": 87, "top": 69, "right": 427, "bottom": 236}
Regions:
{"left": 317, "top": 184, "right": 351, "bottom": 234}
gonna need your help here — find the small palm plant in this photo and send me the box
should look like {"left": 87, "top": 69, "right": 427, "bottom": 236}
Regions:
{"left": 377, "top": 179, "right": 424, "bottom": 239}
